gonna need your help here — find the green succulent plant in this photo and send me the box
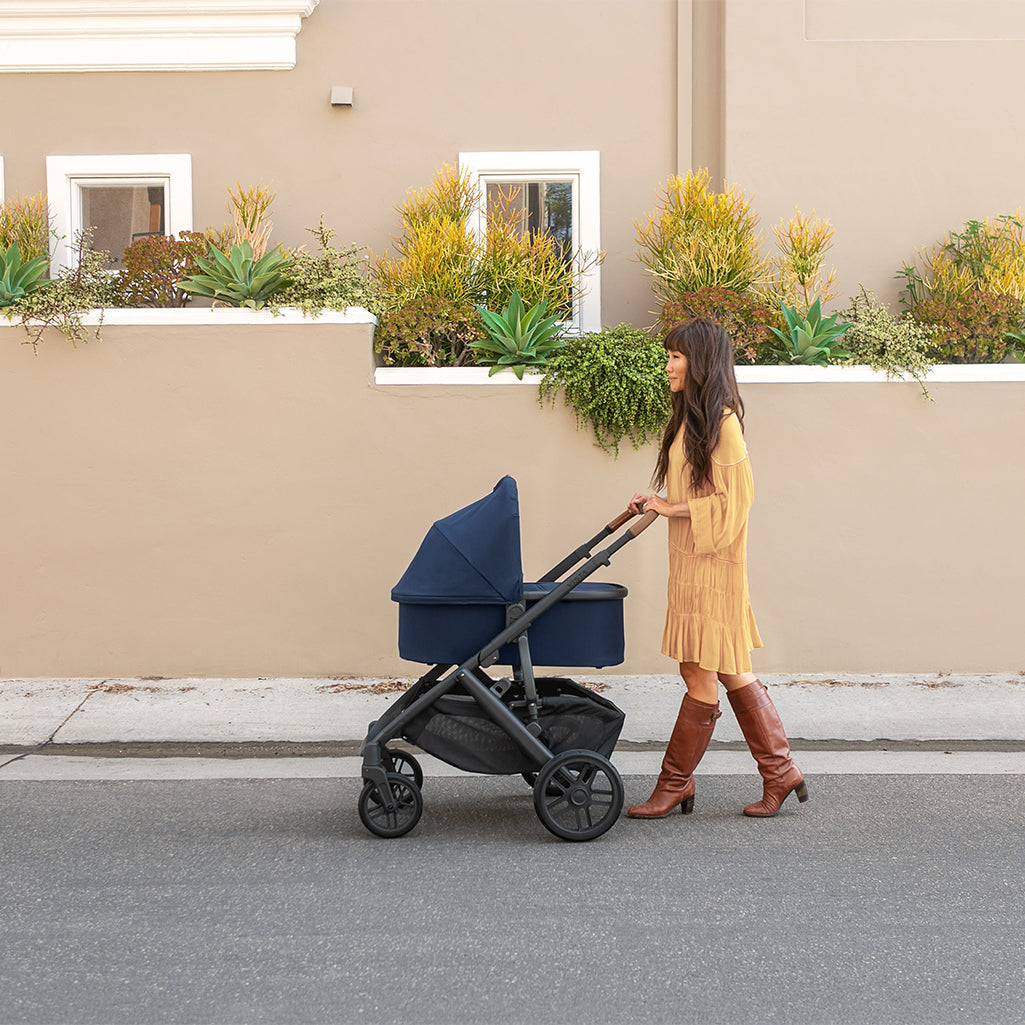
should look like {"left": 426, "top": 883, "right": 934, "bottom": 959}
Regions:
{"left": 0, "top": 242, "right": 50, "bottom": 307}
{"left": 470, "top": 289, "right": 565, "bottom": 378}
{"left": 177, "top": 242, "right": 293, "bottom": 309}
{"left": 1006, "top": 326, "right": 1025, "bottom": 360}
{"left": 768, "top": 297, "right": 852, "bottom": 366}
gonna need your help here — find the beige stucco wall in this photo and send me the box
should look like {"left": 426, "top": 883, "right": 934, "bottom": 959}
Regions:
{"left": 722, "top": 0, "right": 1025, "bottom": 307}
{"left": 1, "top": 316, "right": 1021, "bottom": 679}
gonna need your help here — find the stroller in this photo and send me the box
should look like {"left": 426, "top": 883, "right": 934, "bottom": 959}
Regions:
{"left": 358, "top": 476, "right": 656, "bottom": 842}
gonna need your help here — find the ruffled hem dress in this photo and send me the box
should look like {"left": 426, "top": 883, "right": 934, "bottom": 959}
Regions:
{"left": 660, "top": 411, "right": 763, "bottom": 674}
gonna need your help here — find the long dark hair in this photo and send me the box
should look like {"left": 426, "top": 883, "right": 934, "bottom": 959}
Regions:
{"left": 652, "top": 318, "right": 745, "bottom": 493}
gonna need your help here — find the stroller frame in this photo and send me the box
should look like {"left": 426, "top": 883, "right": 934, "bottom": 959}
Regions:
{"left": 359, "top": 504, "right": 657, "bottom": 842}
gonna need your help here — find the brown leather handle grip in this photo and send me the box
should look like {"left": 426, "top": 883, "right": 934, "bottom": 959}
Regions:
{"left": 628, "top": 509, "right": 660, "bottom": 537}
{"left": 606, "top": 509, "right": 636, "bottom": 532}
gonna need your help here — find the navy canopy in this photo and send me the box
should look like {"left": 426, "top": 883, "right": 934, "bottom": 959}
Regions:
{"left": 391, "top": 476, "right": 523, "bottom": 605}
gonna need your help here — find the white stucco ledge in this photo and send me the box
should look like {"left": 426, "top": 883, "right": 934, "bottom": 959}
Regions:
{"left": 374, "top": 363, "right": 1025, "bottom": 386}
{"left": 2, "top": 307, "right": 378, "bottom": 329}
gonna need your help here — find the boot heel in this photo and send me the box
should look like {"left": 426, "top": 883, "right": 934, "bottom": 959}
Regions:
{"left": 795, "top": 781, "right": 809, "bottom": 803}
{"left": 680, "top": 795, "right": 695, "bottom": 815}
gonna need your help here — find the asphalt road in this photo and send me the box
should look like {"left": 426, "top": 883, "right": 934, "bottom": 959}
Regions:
{"left": 2, "top": 773, "right": 1024, "bottom": 1025}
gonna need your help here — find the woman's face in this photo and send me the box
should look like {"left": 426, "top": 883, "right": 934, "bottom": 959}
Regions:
{"left": 666, "top": 349, "right": 688, "bottom": 392}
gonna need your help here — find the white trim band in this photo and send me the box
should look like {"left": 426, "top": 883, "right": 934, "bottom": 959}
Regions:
{"left": 2, "top": 307, "right": 378, "bottom": 328}
{"left": 0, "top": 0, "right": 320, "bottom": 72}
{"left": 374, "top": 364, "right": 1025, "bottom": 386}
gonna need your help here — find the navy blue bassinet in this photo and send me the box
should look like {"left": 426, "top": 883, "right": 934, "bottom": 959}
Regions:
{"left": 391, "top": 477, "right": 627, "bottom": 667}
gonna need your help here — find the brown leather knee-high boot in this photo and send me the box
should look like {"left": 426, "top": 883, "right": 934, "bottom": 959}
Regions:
{"left": 727, "top": 679, "right": 809, "bottom": 817}
{"left": 627, "top": 694, "right": 721, "bottom": 818}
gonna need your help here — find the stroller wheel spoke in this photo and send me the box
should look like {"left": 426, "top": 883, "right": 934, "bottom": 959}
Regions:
{"left": 533, "top": 750, "right": 624, "bottom": 842}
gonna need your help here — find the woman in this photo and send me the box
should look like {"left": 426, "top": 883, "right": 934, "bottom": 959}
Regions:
{"left": 627, "top": 317, "right": 808, "bottom": 819}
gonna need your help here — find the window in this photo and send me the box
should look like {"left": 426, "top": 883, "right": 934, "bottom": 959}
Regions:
{"left": 46, "top": 155, "right": 193, "bottom": 271}
{"left": 459, "top": 151, "right": 601, "bottom": 333}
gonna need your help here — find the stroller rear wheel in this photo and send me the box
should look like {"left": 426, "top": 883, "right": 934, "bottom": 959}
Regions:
{"left": 359, "top": 772, "right": 423, "bottom": 838}
{"left": 533, "top": 749, "right": 623, "bottom": 842}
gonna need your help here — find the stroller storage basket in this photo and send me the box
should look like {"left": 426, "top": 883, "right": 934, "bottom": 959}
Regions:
{"left": 396, "top": 581, "right": 628, "bottom": 666}
{"left": 404, "top": 677, "right": 625, "bottom": 775}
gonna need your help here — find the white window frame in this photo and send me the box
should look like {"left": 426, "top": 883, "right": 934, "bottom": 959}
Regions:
{"left": 46, "top": 154, "right": 193, "bottom": 271}
{"left": 459, "top": 151, "right": 601, "bottom": 334}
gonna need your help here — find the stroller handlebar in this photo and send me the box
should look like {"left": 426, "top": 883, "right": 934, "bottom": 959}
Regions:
{"left": 605, "top": 509, "right": 635, "bottom": 532}
{"left": 627, "top": 508, "right": 660, "bottom": 537}
{"left": 537, "top": 505, "right": 659, "bottom": 583}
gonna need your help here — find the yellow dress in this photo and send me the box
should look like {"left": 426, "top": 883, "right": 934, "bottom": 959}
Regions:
{"left": 661, "top": 411, "right": 763, "bottom": 674}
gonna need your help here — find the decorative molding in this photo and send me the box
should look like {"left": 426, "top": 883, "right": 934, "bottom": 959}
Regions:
{"left": 0, "top": 1, "right": 320, "bottom": 72}
{"left": 805, "top": 0, "right": 1025, "bottom": 43}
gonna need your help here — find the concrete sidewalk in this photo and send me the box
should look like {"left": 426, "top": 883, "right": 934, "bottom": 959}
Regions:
{"left": 2, "top": 672, "right": 1025, "bottom": 750}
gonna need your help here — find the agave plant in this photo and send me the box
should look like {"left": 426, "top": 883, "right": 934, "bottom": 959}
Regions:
{"left": 0, "top": 242, "right": 50, "bottom": 307}
{"left": 470, "top": 289, "right": 565, "bottom": 378}
{"left": 177, "top": 242, "right": 293, "bottom": 309}
{"left": 768, "top": 297, "right": 852, "bottom": 366}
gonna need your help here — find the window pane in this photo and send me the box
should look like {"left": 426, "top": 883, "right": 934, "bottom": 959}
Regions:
{"left": 79, "top": 184, "right": 166, "bottom": 269}
{"left": 542, "top": 181, "right": 573, "bottom": 257}
{"left": 486, "top": 179, "right": 573, "bottom": 259}
{"left": 485, "top": 179, "right": 576, "bottom": 318}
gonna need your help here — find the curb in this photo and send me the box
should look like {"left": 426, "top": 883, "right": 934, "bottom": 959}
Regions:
{"left": 2, "top": 674, "right": 1024, "bottom": 749}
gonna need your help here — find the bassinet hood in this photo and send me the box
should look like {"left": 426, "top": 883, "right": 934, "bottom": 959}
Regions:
{"left": 391, "top": 476, "right": 524, "bottom": 605}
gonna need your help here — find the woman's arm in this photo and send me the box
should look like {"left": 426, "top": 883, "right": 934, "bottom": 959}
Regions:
{"left": 629, "top": 492, "right": 691, "bottom": 518}
{"left": 687, "top": 457, "right": 753, "bottom": 554}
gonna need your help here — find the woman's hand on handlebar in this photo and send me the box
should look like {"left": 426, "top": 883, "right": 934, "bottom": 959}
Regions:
{"left": 628, "top": 492, "right": 651, "bottom": 515}
{"left": 630, "top": 492, "right": 684, "bottom": 518}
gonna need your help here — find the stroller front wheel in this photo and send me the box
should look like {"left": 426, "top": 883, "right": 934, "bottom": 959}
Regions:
{"left": 359, "top": 772, "right": 423, "bottom": 838}
{"left": 533, "top": 749, "right": 624, "bottom": 842}
{"left": 385, "top": 747, "right": 425, "bottom": 790}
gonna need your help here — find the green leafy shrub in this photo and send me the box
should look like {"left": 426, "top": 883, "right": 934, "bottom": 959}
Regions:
{"left": 768, "top": 298, "right": 852, "bottom": 366}
{"left": 120, "top": 231, "right": 208, "bottom": 308}
{"left": 635, "top": 169, "right": 766, "bottom": 308}
{"left": 470, "top": 289, "right": 565, "bottom": 379}
{"left": 7, "top": 229, "right": 121, "bottom": 348}
{"left": 838, "top": 288, "right": 934, "bottom": 398}
{"left": 660, "top": 287, "right": 783, "bottom": 365}
{"left": 539, "top": 324, "right": 670, "bottom": 456}
{"left": 375, "top": 295, "right": 483, "bottom": 367}
{"left": 178, "top": 242, "right": 293, "bottom": 309}
{"left": 910, "top": 291, "right": 1022, "bottom": 364}
{"left": 272, "top": 218, "right": 382, "bottom": 317}
{"left": 0, "top": 242, "right": 49, "bottom": 306}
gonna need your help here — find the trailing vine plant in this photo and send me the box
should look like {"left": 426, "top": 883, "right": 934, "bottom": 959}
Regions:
{"left": 8, "top": 229, "right": 122, "bottom": 349}
{"left": 538, "top": 324, "right": 670, "bottom": 457}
